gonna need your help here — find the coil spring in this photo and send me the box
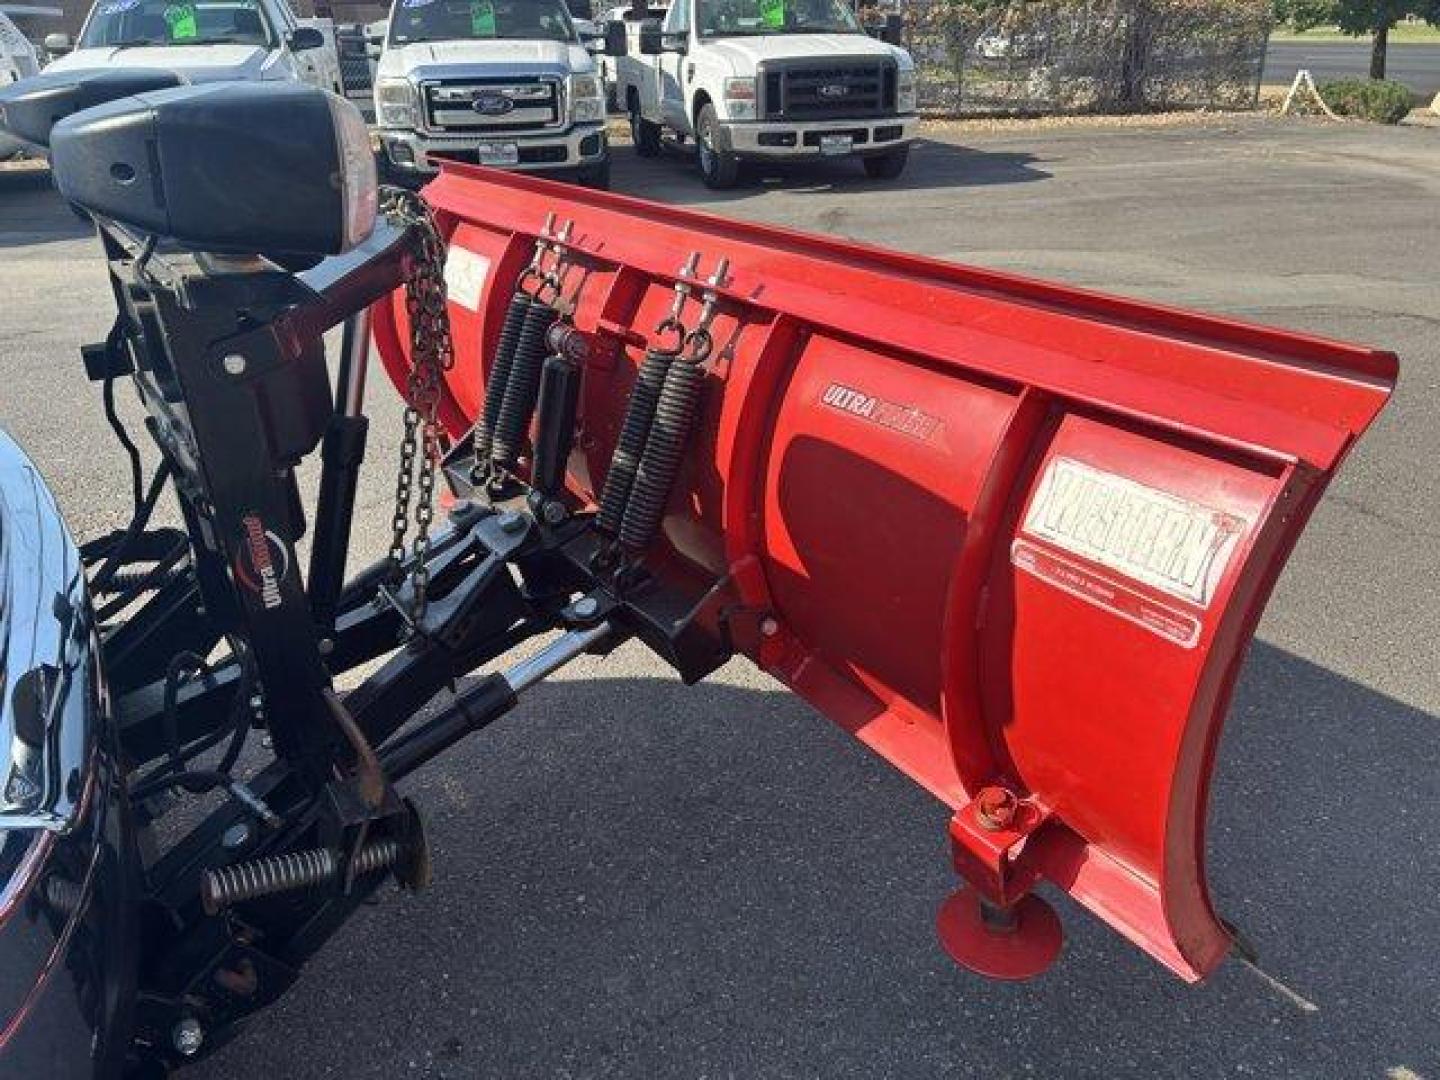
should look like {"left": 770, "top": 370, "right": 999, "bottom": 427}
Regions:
{"left": 618, "top": 360, "right": 707, "bottom": 552}
{"left": 490, "top": 302, "right": 558, "bottom": 471}
{"left": 201, "top": 838, "right": 403, "bottom": 914}
{"left": 474, "top": 291, "right": 535, "bottom": 467}
{"left": 95, "top": 565, "right": 185, "bottom": 596}
{"left": 596, "top": 348, "right": 675, "bottom": 537}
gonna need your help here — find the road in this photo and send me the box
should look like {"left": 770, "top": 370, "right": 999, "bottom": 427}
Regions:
{"left": 2, "top": 116, "right": 1439, "bottom": 1078}
{"left": 1265, "top": 39, "right": 1440, "bottom": 95}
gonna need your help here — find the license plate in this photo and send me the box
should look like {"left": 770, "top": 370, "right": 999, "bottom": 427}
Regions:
{"left": 477, "top": 142, "right": 520, "bottom": 167}
{"left": 819, "top": 135, "right": 853, "bottom": 156}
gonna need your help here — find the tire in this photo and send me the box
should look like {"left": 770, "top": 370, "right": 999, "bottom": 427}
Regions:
{"left": 863, "top": 146, "right": 910, "bottom": 180}
{"left": 628, "top": 91, "right": 662, "bottom": 158}
{"left": 694, "top": 103, "right": 740, "bottom": 190}
{"left": 579, "top": 158, "right": 612, "bottom": 190}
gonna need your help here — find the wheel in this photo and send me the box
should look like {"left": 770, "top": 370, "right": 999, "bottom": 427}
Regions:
{"left": 628, "top": 91, "right": 662, "bottom": 158}
{"left": 694, "top": 103, "right": 740, "bottom": 190}
{"left": 863, "top": 146, "right": 910, "bottom": 180}
{"left": 578, "top": 158, "right": 611, "bottom": 190}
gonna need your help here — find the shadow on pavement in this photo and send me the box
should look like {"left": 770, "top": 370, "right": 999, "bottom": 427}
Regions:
{"left": 0, "top": 167, "right": 92, "bottom": 249}
{"left": 191, "top": 639, "right": 1439, "bottom": 1079}
{"left": 611, "top": 137, "right": 1051, "bottom": 204}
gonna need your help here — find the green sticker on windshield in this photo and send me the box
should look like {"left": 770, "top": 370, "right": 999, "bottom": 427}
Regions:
{"left": 759, "top": 0, "right": 784, "bottom": 28}
{"left": 164, "top": 1, "right": 197, "bottom": 39}
{"left": 470, "top": 0, "right": 496, "bottom": 35}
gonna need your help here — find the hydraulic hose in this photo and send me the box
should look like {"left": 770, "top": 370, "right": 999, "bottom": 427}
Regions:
{"left": 596, "top": 347, "right": 676, "bottom": 537}
{"left": 490, "top": 300, "right": 558, "bottom": 472}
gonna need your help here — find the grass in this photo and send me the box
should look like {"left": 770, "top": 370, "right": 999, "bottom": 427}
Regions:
{"left": 1270, "top": 23, "right": 1440, "bottom": 44}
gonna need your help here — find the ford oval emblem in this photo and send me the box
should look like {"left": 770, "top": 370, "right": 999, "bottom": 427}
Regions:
{"left": 473, "top": 95, "right": 515, "bottom": 116}
{"left": 817, "top": 84, "right": 849, "bottom": 99}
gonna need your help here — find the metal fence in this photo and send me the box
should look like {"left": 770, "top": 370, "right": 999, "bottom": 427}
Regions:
{"left": 897, "top": 0, "right": 1271, "bottom": 116}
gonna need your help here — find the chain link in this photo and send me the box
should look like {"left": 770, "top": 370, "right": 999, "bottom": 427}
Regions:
{"left": 381, "top": 187, "right": 455, "bottom": 628}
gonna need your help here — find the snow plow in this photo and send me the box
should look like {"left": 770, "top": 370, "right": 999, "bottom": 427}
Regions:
{"left": 0, "top": 74, "right": 1395, "bottom": 1077}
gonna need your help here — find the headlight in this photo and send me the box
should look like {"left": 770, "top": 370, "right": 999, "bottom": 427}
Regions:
{"left": 898, "top": 73, "right": 917, "bottom": 113}
{"left": 50, "top": 81, "right": 379, "bottom": 256}
{"left": 723, "top": 76, "right": 755, "bottom": 120}
{"left": 327, "top": 92, "right": 379, "bottom": 252}
{"left": 375, "top": 77, "right": 417, "bottom": 128}
{"left": 569, "top": 74, "right": 604, "bottom": 122}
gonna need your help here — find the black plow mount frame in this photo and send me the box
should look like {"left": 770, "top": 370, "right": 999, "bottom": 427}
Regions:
{"left": 85, "top": 208, "right": 733, "bottom": 1076}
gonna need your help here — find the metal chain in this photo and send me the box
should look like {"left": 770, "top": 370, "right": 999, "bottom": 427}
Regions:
{"left": 381, "top": 187, "right": 455, "bottom": 627}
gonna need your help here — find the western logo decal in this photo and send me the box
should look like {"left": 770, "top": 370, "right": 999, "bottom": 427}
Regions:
{"left": 1021, "top": 457, "right": 1247, "bottom": 608}
{"left": 233, "top": 514, "right": 288, "bottom": 610}
{"left": 820, "top": 383, "right": 942, "bottom": 441}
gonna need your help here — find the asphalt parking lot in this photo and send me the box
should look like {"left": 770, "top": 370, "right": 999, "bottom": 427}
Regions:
{"left": 2, "top": 115, "right": 1438, "bottom": 1078}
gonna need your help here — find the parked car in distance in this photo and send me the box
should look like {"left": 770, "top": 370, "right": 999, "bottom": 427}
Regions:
{"left": 610, "top": 0, "right": 917, "bottom": 188}
{"left": 44, "top": 0, "right": 339, "bottom": 88}
{"left": 1, "top": 4, "right": 59, "bottom": 157}
{"left": 373, "top": 0, "right": 625, "bottom": 187}
{"left": 595, "top": 1, "right": 667, "bottom": 109}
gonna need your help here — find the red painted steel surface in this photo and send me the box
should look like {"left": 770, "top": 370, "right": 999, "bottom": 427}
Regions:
{"left": 373, "top": 164, "right": 1396, "bottom": 981}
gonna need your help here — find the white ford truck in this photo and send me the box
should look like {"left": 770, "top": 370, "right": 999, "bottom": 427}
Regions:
{"left": 1, "top": 7, "right": 43, "bottom": 157}
{"left": 44, "top": 0, "right": 339, "bottom": 89}
{"left": 612, "top": 0, "right": 916, "bottom": 188}
{"left": 373, "top": 0, "right": 626, "bottom": 188}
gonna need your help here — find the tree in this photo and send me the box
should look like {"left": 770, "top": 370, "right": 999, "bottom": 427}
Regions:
{"left": 1275, "top": 0, "right": 1440, "bottom": 78}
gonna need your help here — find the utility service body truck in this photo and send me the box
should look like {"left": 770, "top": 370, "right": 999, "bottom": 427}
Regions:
{"left": 611, "top": 0, "right": 917, "bottom": 188}
{"left": 373, "top": 0, "right": 625, "bottom": 188}
{"left": 44, "top": 0, "right": 340, "bottom": 88}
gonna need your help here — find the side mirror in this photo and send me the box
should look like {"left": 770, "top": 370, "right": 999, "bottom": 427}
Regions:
{"left": 603, "top": 19, "right": 628, "bottom": 57}
{"left": 289, "top": 27, "right": 326, "bottom": 52}
{"left": 880, "top": 13, "right": 904, "bottom": 45}
{"left": 637, "top": 19, "right": 663, "bottom": 54}
{"left": 49, "top": 82, "right": 378, "bottom": 257}
{"left": 0, "top": 69, "right": 185, "bottom": 149}
{"left": 43, "top": 33, "right": 72, "bottom": 56}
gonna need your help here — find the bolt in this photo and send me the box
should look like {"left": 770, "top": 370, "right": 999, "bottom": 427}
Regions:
{"left": 759, "top": 616, "right": 779, "bottom": 638}
{"left": 318, "top": 637, "right": 334, "bottom": 656}
{"left": 541, "top": 500, "right": 567, "bottom": 525}
{"left": 572, "top": 596, "right": 599, "bottom": 619}
{"left": 975, "top": 786, "right": 1019, "bottom": 832}
{"left": 498, "top": 511, "right": 526, "bottom": 535}
{"left": 172, "top": 1018, "right": 204, "bottom": 1057}
{"left": 221, "top": 353, "right": 247, "bottom": 376}
{"left": 222, "top": 822, "right": 252, "bottom": 852}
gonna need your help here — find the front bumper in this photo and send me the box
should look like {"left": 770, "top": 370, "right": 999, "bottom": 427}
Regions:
{"left": 380, "top": 122, "right": 609, "bottom": 175}
{"left": 716, "top": 115, "right": 919, "bottom": 158}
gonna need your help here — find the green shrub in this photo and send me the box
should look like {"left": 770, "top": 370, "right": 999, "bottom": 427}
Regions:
{"left": 1318, "top": 78, "right": 1415, "bottom": 124}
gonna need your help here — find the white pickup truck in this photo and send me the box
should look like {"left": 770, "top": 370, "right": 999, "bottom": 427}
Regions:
{"left": 373, "top": 0, "right": 625, "bottom": 188}
{"left": 611, "top": 0, "right": 916, "bottom": 188}
{"left": 43, "top": 0, "right": 340, "bottom": 90}
{"left": 2, "top": 4, "right": 60, "bottom": 157}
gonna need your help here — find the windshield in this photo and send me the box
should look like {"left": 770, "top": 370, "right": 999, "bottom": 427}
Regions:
{"left": 387, "top": 0, "right": 576, "bottom": 45}
{"left": 79, "top": 0, "right": 274, "bottom": 48}
{"left": 697, "top": 0, "right": 859, "bottom": 37}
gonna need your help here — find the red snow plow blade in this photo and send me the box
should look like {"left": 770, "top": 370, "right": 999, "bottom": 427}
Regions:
{"left": 374, "top": 166, "right": 1395, "bottom": 982}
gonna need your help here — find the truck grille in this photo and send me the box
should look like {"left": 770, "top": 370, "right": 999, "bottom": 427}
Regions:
{"left": 423, "top": 78, "right": 562, "bottom": 135}
{"left": 758, "top": 59, "right": 897, "bottom": 121}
